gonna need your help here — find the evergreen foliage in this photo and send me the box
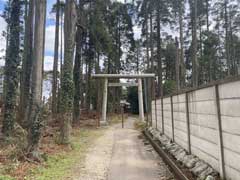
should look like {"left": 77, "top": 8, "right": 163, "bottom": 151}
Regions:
{"left": 2, "top": 0, "right": 23, "bottom": 136}
{"left": 2, "top": 0, "right": 240, "bottom": 161}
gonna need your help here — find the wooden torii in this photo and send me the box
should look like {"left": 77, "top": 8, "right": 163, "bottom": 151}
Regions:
{"left": 92, "top": 74, "right": 155, "bottom": 125}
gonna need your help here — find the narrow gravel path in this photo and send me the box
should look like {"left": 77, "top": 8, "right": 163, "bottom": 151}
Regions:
{"left": 107, "top": 117, "right": 174, "bottom": 180}
{"left": 72, "top": 127, "right": 114, "bottom": 180}
{"left": 71, "top": 117, "right": 174, "bottom": 180}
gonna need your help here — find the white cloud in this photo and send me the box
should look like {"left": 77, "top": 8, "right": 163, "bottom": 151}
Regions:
{"left": 44, "top": 55, "right": 62, "bottom": 71}
{"left": 44, "top": 23, "right": 64, "bottom": 71}
{"left": 45, "top": 24, "right": 64, "bottom": 54}
{"left": 44, "top": 55, "right": 54, "bottom": 71}
{"left": 45, "top": 25, "right": 55, "bottom": 54}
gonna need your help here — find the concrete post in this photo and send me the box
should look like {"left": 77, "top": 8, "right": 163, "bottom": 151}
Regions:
{"left": 153, "top": 79, "right": 158, "bottom": 130}
{"left": 170, "top": 96, "right": 175, "bottom": 142}
{"left": 101, "top": 78, "right": 108, "bottom": 125}
{"left": 138, "top": 78, "right": 144, "bottom": 121}
{"left": 185, "top": 92, "right": 191, "bottom": 154}
{"left": 161, "top": 98, "right": 164, "bottom": 134}
{"left": 215, "top": 85, "right": 226, "bottom": 179}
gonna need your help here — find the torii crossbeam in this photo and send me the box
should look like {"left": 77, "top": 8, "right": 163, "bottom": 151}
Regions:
{"left": 92, "top": 74, "right": 155, "bottom": 125}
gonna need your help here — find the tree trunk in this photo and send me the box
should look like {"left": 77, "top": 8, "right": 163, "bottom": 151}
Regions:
{"left": 175, "top": 38, "right": 180, "bottom": 90}
{"left": 224, "top": 0, "right": 230, "bottom": 76}
{"left": 19, "top": 0, "right": 34, "bottom": 127}
{"left": 178, "top": 1, "right": 185, "bottom": 88}
{"left": 156, "top": 8, "right": 163, "bottom": 97}
{"left": 27, "top": 0, "right": 46, "bottom": 158}
{"left": 199, "top": 18, "right": 203, "bottom": 84}
{"left": 59, "top": 0, "right": 77, "bottom": 144}
{"left": 150, "top": 12, "right": 154, "bottom": 71}
{"left": 2, "top": 0, "right": 21, "bottom": 136}
{"left": 192, "top": 0, "right": 198, "bottom": 87}
{"left": 52, "top": 0, "right": 60, "bottom": 116}
{"left": 57, "top": 9, "right": 64, "bottom": 113}
{"left": 86, "top": 52, "right": 93, "bottom": 111}
{"left": 146, "top": 15, "right": 150, "bottom": 70}
{"left": 96, "top": 52, "right": 101, "bottom": 112}
{"left": 73, "top": 24, "right": 83, "bottom": 123}
{"left": 206, "top": 0, "right": 210, "bottom": 32}
{"left": 148, "top": 10, "right": 154, "bottom": 118}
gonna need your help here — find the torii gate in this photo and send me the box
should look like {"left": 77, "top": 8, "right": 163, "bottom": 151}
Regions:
{"left": 92, "top": 74, "right": 155, "bottom": 125}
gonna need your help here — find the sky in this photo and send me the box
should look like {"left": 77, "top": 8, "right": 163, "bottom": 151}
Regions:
{"left": 0, "top": 0, "right": 141, "bottom": 71}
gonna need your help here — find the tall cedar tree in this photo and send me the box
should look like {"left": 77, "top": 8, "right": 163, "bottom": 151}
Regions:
{"left": 19, "top": 0, "right": 34, "bottom": 127}
{"left": 73, "top": 1, "right": 84, "bottom": 123}
{"left": 2, "top": 0, "right": 22, "bottom": 136}
{"left": 190, "top": 0, "right": 199, "bottom": 87}
{"left": 27, "top": 0, "right": 47, "bottom": 158}
{"left": 59, "top": 0, "right": 77, "bottom": 144}
{"left": 52, "top": 0, "right": 60, "bottom": 116}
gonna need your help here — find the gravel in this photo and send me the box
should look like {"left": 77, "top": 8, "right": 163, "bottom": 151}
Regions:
{"left": 72, "top": 128, "right": 114, "bottom": 180}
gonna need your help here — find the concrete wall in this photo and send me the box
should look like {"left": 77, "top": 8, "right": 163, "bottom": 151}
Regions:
{"left": 188, "top": 87, "right": 220, "bottom": 171}
{"left": 151, "top": 80, "right": 240, "bottom": 180}
{"left": 172, "top": 94, "right": 188, "bottom": 150}
{"left": 218, "top": 81, "right": 240, "bottom": 180}
{"left": 163, "top": 97, "right": 173, "bottom": 139}
{"left": 156, "top": 99, "right": 162, "bottom": 131}
{"left": 151, "top": 101, "right": 156, "bottom": 129}
{"left": 151, "top": 99, "right": 162, "bottom": 131}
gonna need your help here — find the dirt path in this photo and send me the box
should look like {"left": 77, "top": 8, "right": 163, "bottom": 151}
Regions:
{"left": 70, "top": 127, "right": 114, "bottom": 180}
{"left": 70, "top": 117, "right": 174, "bottom": 180}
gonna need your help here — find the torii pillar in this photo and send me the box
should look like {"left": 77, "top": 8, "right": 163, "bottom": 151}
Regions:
{"left": 101, "top": 78, "right": 108, "bottom": 125}
{"left": 138, "top": 78, "right": 144, "bottom": 122}
{"left": 92, "top": 74, "right": 155, "bottom": 125}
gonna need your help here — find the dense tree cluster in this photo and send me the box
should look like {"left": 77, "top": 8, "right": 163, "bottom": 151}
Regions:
{"left": 2, "top": 0, "right": 240, "bottom": 159}
{"left": 0, "top": 0, "right": 136, "bottom": 159}
{"left": 138, "top": 0, "right": 240, "bottom": 95}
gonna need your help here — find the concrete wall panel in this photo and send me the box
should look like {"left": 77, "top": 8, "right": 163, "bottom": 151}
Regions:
{"left": 156, "top": 109, "right": 162, "bottom": 131}
{"left": 189, "top": 113, "right": 218, "bottom": 129}
{"left": 188, "top": 101, "right": 216, "bottom": 114}
{"left": 156, "top": 99, "right": 161, "bottom": 105}
{"left": 220, "top": 99, "right": 240, "bottom": 117}
{"left": 151, "top": 80, "right": 240, "bottom": 180}
{"left": 222, "top": 132, "right": 240, "bottom": 154}
{"left": 175, "top": 129, "right": 188, "bottom": 142}
{"left": 190, "top": 124, "right": 218, "bottom": 144}
{"left": 221, "top": 116, "right": 240, "bottom": 135}
{"left": 219, "top": 82, "right": 240, "bottom": 180}
{"left": 174, "top": 120, "right": 187, "bottom": 132}
{"left": 224, "top": 148, "right": 240, "bottom": 173}
{"left": 172, "top": 94, "right": 186, "bottom": 103}
{"left": 189, "top": 87, "right": 215, "bottom": 101}
{"left": 225, "top": 166, "right": 240, "bottom": 180}
{"left": 219, "top": 81, "right": 240, "bottom": 99}
{"left": 191, "top": 135, "right": 219, "bottom": 162}
{"left": 175, "top": 135, "right": 188, "bottom": 150}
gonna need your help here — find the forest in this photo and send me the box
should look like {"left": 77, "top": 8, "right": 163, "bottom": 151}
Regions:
{"left": 0, "top": 0, "right": 240, "bottom": 179}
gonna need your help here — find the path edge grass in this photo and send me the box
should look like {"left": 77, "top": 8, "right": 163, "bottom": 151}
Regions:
{"left": 25, "top": 128, "right": 105, "bottom": 180}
